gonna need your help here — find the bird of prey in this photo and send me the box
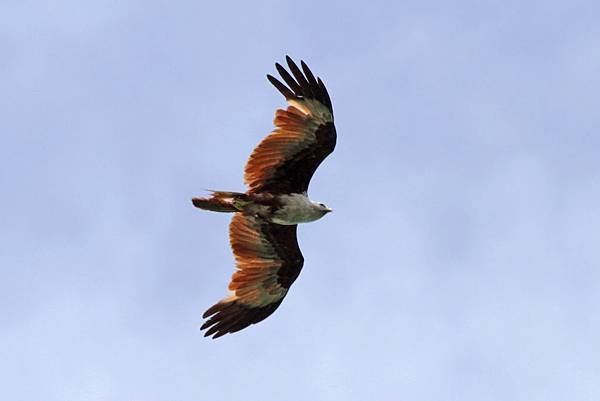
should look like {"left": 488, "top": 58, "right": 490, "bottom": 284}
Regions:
{"left": 192, "top": 57, "right": 336, "bottom": 339}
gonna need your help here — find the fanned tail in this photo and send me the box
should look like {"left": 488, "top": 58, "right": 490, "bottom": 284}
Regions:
{"left": 192, "top": 191, "right": 249, "bottom": 213}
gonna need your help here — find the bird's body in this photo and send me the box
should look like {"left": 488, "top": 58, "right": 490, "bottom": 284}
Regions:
{"left": 194, "top": 191, "right": 331, "bottom": 225}
{"left": 192, "top": 57, "right": 336, "bottom": 338}
{"left": 269, "top": 193, "right": 332, "bottom": 225}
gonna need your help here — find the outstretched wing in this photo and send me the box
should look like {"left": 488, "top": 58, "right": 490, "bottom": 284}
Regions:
{"left": 201, "top": 213, "right": 304, "bottom": 339}
{"left": 244, "top": 56, "right": 336, "bottom": 194}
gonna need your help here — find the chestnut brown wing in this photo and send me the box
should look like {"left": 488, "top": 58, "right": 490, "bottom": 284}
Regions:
{"left": 244, "top": 57, "right": 336, "bottom": 194}
{"left": 201, "top": 213, "right": 304, "bottom": 339}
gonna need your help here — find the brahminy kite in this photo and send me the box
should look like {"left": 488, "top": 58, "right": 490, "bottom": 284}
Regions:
{"left": 192, "top": 56, "right": 336, "bottom": 338}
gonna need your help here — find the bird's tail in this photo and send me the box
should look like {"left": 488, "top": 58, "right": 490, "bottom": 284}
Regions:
{"left": 192, "top": 191, "right": 250, "bottom": 213}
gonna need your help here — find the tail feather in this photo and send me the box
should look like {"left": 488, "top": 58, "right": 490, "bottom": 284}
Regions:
{"left": 192, "top": 191, "right": 249, "bottom": 213}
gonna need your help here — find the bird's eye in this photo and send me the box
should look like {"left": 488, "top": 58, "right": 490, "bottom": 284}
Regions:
{"left": 319, "top": 203, "right": 325, "bottom": 207}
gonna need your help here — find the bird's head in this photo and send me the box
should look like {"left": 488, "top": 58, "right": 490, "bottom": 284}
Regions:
{"left": 314, "top": 201, "right": 333, "bottom": 215}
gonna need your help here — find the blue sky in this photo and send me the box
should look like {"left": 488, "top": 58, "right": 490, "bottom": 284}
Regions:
{"left": 2, "top": 1, "right": 600, "bottom": 400}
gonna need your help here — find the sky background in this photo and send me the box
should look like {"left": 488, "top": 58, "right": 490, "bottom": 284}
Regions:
{"left": 2, "top": 1, "right": 600, "bottom": 400}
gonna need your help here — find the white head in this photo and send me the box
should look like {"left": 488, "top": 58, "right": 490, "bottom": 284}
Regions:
{"left": 312, "top": 201, "right": 333, "bottom": 215}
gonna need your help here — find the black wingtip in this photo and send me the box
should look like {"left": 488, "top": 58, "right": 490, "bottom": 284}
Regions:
{"left": 317, "top": 77, "right": 333, "bottom": 111}
{"left": 268, "top": 56, "right": 333, "bottom": 113}
{"left": 267, "top": 74, "right": 295, "bottom": 99}
{"left": 286, "top": 56, "right": 314, "bottom": 98}
{"left": 200, "top": 299, "right": 284, "bottom": 339}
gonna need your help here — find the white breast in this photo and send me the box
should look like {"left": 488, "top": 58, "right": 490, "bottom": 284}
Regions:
{"left": 271, "top": 193, "right": 323, "bottom": 225}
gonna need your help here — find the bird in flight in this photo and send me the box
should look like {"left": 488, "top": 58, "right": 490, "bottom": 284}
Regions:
{"left": 192, "top": 56, "right": 336, "bottom": 339}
